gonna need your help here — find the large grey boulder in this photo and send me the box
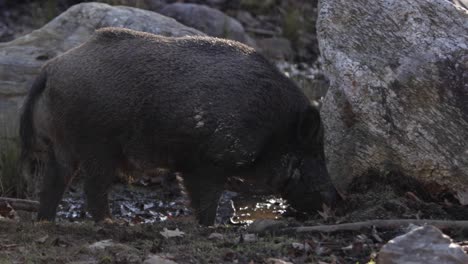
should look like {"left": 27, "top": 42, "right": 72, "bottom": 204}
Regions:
{"left": 452, "top": 0, "right": 468, "bottom": 9}
{"left": 159, "top": 3, "right": 253, "bottom": 45}
{"left": 0, "top": 2, "right": 203, "bottom": 140}
{"left": 378, "top": 225, "right": 468, "bottom": 264}
{"left": 318, "top": 0, "right": 468, "bottom": 195}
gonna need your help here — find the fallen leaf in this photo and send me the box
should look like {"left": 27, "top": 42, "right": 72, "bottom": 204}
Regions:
{"left": 318, "top": 204, "right": 333, "bottom": 220}
{"left": 223, "top": 250, "right": 236, "bottom": 262}
{"left": 404, "top": 192, "right": 421, "bottom": 202}
{"left": 266, "top": 258, "right": 293, "bottom": 264}
{"left": 291, "top": 242, "right": 311, "bottom": 252}
{"left": 160, "top": 228, "right": 185, "bottom": 239}
{"left": 0, "top": 202, "right": 18, "bottom": 220}
{"left": 35, "top": 235, "right": 49, "bottom": 244}
{"left": 456, "top": 190, "right": 468, "bottom": 205}
{"left": 372, "top": 226, "right": 383, "bottom": 243}
{"left": 0, "top": 244, "right": 18, "bottom": 250}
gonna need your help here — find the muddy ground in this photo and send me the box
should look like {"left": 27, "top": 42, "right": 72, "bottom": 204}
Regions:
{"left": 1, "top": 171, "right": 468, "bottom": 264}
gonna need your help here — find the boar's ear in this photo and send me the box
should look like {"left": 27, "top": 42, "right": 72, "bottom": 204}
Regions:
{"left": 296, "top": 104, "right": 322, "bottom": 145}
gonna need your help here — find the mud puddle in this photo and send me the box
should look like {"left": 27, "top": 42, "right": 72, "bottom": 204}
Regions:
{"left": 56, "top": 180, "right": 288, "bottom": 225}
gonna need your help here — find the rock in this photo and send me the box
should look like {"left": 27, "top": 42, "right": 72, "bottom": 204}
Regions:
{"left": 143, "top": 254, "right": 178, "bottom": 264}
{"left": 208, "top": 232, "right": 225, "bottom": 240}
{"left": 452, "top": 0, "right": 468, "bottom": 9}
{"left": 237, "top": 233, "right": 257, "bottom": 243}
{"left": 0, "top": 20, "right": 13, "bottom": 41}
{"left": 88, "top": 239, "right": 140, "bottom": 262}
{"left": 247, "top": 219, "right": 287, "bottom": 233}
{"left": 159, "top": 3, "right": 251, "bottom": 44}
{"left": 236, "top": 11, "right": 259, "bottom": 27}
{"left": 0, "top": 2, "right": 203, "bottom": 141}
{"left": 265, "top": 258, "right": 293, "bottom": 264}
{"left": 256, "top": 37, "right": 293, "bottom": 60}
{"left": 88, "top": 239, "right": 115, "bottom": 251}
{"left": 142, "top": 0, "right": 167, "bottom": 11}
{"left": 291, "top": 242, "right": 312, "bottom": 252}
{"left": 275, "top": 61, "right": 329, "bottom": 101}
{"left": 318, "top": 0, "right": 468, "bottom": 194}
{"left": 378, "top": 225, "right": 468, "bottom": 264}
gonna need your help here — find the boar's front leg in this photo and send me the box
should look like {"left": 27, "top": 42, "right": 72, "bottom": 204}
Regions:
{"left": 183, "top": 167, "right": 227, "bottom": 226}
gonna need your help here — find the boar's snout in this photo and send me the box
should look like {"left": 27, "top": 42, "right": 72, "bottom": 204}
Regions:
{"left": 282, "top": 158, "right": 340, "bottom": 213}
{"left": 286, "top": 184, "right": 340, "bottom": 214}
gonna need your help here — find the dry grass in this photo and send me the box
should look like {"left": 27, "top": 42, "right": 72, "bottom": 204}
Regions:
{"left": 0, "top": 138, "right": 26, "bottom": 198}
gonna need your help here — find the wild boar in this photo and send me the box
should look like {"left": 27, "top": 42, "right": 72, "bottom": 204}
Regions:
{"left": 20, "top": 27, "right": 339, "bottom": 225}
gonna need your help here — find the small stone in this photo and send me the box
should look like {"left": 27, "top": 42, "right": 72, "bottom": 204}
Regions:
{"left": 208, "top": 233, "right": 225, "bottom": 240}
{"left": 143, "top": 254, "right": 178, "bottom": 264}
{"left": 88, "top": 239, "right": 114, "bottom": 251}
{"left": 265, "top": 258, "right": 293, "bottom": 264}
{"left": 291, "top": 242, "right": 312, "bottom": 252}
{"left": 247, "top": 219, "right": 286, "bottom": 233}
{"left": 241, "top": 233, "right": 257, "bottom": 243}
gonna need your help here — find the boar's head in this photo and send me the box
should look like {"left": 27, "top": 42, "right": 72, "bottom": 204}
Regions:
{"left": 259, "top": 104, "right": 340, "bottom": 213}
{"left": 283, "top": 105, "right": 340, "bottom": 213}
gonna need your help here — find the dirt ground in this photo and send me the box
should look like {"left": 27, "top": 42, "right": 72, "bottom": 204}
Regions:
{"left": 1, "top": 171, "right": 468, "bottom": 264}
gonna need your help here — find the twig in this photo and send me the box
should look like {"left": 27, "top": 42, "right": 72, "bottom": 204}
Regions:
{"left": 284, "top": 219, "right": 468, "bottom": 233}
{"left": 0, "top": 197, "right": 39, "bottom": 212}
{"left": 0, "top": 244, "right": 19, "bottom": 250}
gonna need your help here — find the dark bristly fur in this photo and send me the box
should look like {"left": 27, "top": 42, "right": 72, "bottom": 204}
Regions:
{"left": 20, "top": 27, "right": 339, "bottom": 225}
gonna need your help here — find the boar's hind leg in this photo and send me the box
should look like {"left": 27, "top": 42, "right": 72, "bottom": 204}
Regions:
{"left": 37, "top": 146, "right": 73, "bottom": 221}
{"left": 81, "top": 150, "right": 118, "bottom": 222}
{"left": 183, "top": 167, "right": 227, "bottom": 226}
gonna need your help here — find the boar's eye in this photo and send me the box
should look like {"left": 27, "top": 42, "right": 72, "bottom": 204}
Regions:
{"left": 296, "top": 105, "right": 322, "bottom": 146}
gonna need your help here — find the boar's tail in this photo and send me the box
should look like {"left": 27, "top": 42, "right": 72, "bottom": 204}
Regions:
{"left": 19, "top": 70, "right": 47, "bottom": 160}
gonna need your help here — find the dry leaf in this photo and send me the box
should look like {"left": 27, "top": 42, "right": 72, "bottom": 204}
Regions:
{"left": 160, "top": 228, "right": 185, "bottom": 239}
{"left": 35, "top": 235, "right": 49, "bottom": 244}
{"left": 455, "top": 190, "right": 468, "bottom": 205}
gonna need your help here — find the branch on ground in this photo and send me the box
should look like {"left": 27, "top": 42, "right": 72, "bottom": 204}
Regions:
{"left": 0, "top": 197, "right": 39, "bottom": 212}
{"left": 284, "top": 219, "right": 468, "bottom": 233}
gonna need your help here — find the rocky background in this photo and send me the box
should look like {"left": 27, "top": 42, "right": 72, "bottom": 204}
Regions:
{"left": 1, "top": 0, "right": 467, "bottom": 201}
{"left": 1, "top": 1, "right": 468, "bottom": 263}
{"left": 0, "top": 0, "right": 320, "bottom": 61}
